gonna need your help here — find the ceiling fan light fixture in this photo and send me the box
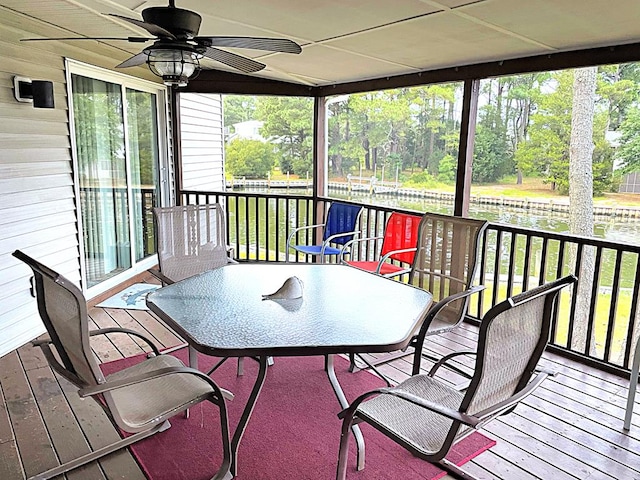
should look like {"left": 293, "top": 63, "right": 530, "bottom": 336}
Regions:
{"left": 146, "top": 48, "right": 201, "bottom": 87}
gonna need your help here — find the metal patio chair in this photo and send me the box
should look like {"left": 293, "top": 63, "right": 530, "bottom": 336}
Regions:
{"left": 287, "top": 202, "right": 363, "bottom": 263}
{"left": 336, "top": 275, "right": 577, "bottom": 480}
{"left": 151, "top": 203, "right": 236, "bottom": 285}
{"left": 13, "top": 250, "right": 232, "bottom": 480}
{"left": 352, "top": 212, "right": 488, "bottom": 373}
{"left": 341, "top": 211, "right": 422, "bottom": 278}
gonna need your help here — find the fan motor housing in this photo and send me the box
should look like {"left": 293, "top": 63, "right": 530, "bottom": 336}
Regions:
{"left": 142, "top": 7, "right": 202, "bottom": 37}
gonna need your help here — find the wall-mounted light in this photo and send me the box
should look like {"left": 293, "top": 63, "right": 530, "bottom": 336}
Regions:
{"left": 13, "top": 76, "right": 55, "bottom": 108}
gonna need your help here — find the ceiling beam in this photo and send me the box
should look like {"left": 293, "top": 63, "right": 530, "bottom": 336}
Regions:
{"left": 183, "top": 41, "right": 640, "bottom": 97}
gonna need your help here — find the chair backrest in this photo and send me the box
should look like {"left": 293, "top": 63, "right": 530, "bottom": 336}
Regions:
{"left": 462, "top": 275, "right": 577, "bottom": 416}
{"left": 322, "top": 202, "right": 363, "bottom": 245}
{"left": 12, "top": 250, "right": 105, "bottom": 391}
{"left": 154, "top": 203, "right": 229, "bottom": 282}
{"left": 380, "top": 212, "right": 422, "bottom": 265}
{"left": 410, "top": 213, "right": 488, "bottom": 300}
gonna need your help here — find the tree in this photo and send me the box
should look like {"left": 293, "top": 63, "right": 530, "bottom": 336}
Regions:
{"left": 616, "top": 106, "right": 640, "bottom": 173}
{"left": 223, "top": 96, "right": 257, "bottom": 129}
{"left": 225, "top": 139, "right": 275, "bottom": 178}
{"left": 569, "top": 66, "right": 597, "bottom": 354}
{"left": 255, "top": 97, "right": 313, "bottom": 175}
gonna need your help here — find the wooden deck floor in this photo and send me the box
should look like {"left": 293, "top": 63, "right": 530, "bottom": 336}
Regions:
{"left": 1, "top": 302, "right": 640, "bottom": 480}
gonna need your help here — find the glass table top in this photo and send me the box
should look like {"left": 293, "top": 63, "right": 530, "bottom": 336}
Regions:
{"left": 147, "top": 263, "right": 433, "bottom": 357}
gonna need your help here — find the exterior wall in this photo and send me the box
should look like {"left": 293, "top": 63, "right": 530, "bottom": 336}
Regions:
{"left": 0, "top": 8, "right": 161, "bottom": 357}
{"left": 619, "top": 172, "right": 640, "bottom": 194}
{"left": 179, "top": 93, "right": 225, "bottom": 191}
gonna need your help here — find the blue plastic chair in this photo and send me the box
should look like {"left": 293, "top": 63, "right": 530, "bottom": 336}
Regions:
{"left": 286, "top": 202, "right": 363, "bottom": 262}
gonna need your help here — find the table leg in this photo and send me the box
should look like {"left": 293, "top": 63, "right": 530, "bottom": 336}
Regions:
{"left": 230, "top": 355, "right": 269, "bottom": 476}
{"left": 189, "top": 346, "right": 199, "bottom": 370}
{"left": 325, "top": 354, "right": 365, "bottom": 471}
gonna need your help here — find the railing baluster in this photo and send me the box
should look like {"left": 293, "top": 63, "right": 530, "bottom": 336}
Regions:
{"left": 623, "top": 254, "right": 640, "bottom": 368}
{"left": 584, "top": 247, "right": 603, "bottom": 357}
{"left": 506, "top": 232, "right": 516, "bottom": 298}
{"left": 603, "top": 249, "right": 623, "bottom": 364}
{"left": 491, "top": 229, "right": 503, "bottom": 306}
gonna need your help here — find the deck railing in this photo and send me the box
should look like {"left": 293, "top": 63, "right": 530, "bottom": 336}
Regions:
{"left": 180, "top": 189, "right": 640, "bottom": 376}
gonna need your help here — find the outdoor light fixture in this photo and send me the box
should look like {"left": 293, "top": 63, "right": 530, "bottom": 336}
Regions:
{"left": 13, "top": 76, "right": 55, "bottom": 108}
{"left": 145, "top": 45, "right": 202, "bottom": 87}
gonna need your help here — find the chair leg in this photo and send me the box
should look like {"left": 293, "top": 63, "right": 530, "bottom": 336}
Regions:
{"left": 335, "top": 414, "right": 355, "bottom": 480}
{"left": 237, "top": 357, "right": 244, "bottom": 376}
{"left": 438, "top": 457, "right": 482, "bottom": 480}
{"left": 28, "top": 421, "right": 170, "bottom": 480}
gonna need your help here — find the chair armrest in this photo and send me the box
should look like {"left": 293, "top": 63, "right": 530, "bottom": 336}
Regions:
{"left": 147, "top": 268, "right": 174, "bottom": 286}
{"left": 414, "top": 285, "right": 486, "bottom": 340}
{"left": 338, "top": 386, "right": 478, "bottom": 427}
{"left": 321, "top": 230, "right": 361, "bottom": 255}
{"left": 411, "top": 268, "right": 466, "bottom": 287}
{"left": 470, "top": 370, "right": 552, "bottom": 427}
{"left": 428, "top": 351, "right": 477, "bottom": 378}
{"left": 88, "top": 327, "right": 162, "bottom": 357}
{"left": 376, "top": 247, "right": 417, "bottom": 274}
{"left": 411, "top": 285, "right": 485, "bottom": 375}
{"left": 286, "top": 223, "right": 325, "bottom": 250}
{"left": 79, "top": 365, "right": 234, "bottom": 402}
{"left": 339, "top": 236, "right": 384, "bottom": 264}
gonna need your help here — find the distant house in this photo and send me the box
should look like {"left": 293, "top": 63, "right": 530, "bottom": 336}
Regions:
{"left": 226, "top": 120, "right": 265, "bottom": 143}
{"left": 608, "top": 130, "right": 640, "bottom": 194}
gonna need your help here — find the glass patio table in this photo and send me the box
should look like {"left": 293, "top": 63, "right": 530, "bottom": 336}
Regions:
{"left": 146, "top": 263, "right": 433, "bottom": 476}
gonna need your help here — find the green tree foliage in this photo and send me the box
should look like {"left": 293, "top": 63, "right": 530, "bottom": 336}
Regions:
{"left": 616, "top": 106, "right": 640, "bottom": 173}
{"left": 255, "top": 96, "right": 313, "bottom": 175}
{"left": 225, "top": 139, "right": 275, "bottom": 178}
{"left": 514, "top": 69, "right": 614, "bottom": 195}
{"left": 223, "top": 96, "right": 257, "bottom": 129}
{"left": 473, "top": 104, "right": 514, "bottom": 183}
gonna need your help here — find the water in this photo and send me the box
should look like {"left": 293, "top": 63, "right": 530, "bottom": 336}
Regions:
{"left": 330, "top": 190, "right": 640, "bottom": 245}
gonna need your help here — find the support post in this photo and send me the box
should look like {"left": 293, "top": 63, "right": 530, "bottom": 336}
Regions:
{"left": 313, "top": 96, "right": 328, "bottom": 243}
{"left": 454, "top": 79, "right": 480, "bottom": 217}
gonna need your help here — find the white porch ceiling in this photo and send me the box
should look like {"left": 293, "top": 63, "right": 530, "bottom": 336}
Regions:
{"left": 1, "top": 0, "right": 640, "bottom": 86}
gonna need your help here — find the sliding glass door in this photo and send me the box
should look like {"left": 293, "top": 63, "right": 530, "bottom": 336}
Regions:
{"left": 69, "top": 63, "right": 165, "bottom": 292}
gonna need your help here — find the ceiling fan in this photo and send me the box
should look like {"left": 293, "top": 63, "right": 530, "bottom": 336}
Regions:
{"left": 22, "top": 0, "right": 302, "bottom": 87}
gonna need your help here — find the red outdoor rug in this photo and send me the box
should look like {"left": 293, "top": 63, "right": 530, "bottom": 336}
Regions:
{"left": 100, "top": 351, "right": 495, "bottom": 480}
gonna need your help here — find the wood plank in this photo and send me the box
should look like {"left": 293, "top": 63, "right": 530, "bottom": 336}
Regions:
{"left": 0, "top": 351, "right": 58, "bottom": 478}
{"left": 23, "top": 363, "right": 105, "bottom": 480}
{"left": 0, "top": 378, "right": 22, "bottom": 480}
{"left": 88, "top": 308, "right": 145, "bottom": 358}
{"left": 56, "top": 376, "right": 146, "bottom": 480}
{"left": 127, "top": 309, "right": 185, "bottom": 349}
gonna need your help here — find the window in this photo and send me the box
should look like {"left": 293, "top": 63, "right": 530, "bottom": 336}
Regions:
{"left": 68, "top": 61, "right": 167, "bottom": 293}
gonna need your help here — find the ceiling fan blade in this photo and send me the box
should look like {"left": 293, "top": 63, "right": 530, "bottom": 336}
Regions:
{"left": 196, "top": 36, "right": 302, "bottom": 54}
{"left": 108, "top": 14, "right": 176, "bottom": 39}
{"left": 202, "top": 47, "right": 265, "bottom": 73}
{"left": 116, "top": 52, "right": 148, "bottom": 68}
{"left": 21, "top": 36, "right": 152, "bottom": 43}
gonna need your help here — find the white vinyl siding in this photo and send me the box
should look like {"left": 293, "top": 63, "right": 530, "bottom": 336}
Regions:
{"left": 179, "top": 93, "right": 225, "bottom": 191}
{"left": 0, "top": 8, "right": 162, "bottom": 358}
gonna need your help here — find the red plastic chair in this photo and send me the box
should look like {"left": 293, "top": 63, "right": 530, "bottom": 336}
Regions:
{"left": 342, "top": 212, "right": 422, "bottom": 277}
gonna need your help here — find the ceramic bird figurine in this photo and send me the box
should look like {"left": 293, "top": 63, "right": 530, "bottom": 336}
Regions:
{"left": 262, "top": 276, "right": 304, "bottom": 300}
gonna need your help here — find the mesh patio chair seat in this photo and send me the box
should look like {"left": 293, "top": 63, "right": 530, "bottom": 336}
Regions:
{"left": 341, "top": 211, "right": 422, "bottom": 278}
{"left": 336, "top": 275, "right": 577, "bottom": 480}
{"left": 351, "top": 212, "right": 488, "bottom": 373}
{"left": 286, "top": 202, "right": 363, "bottom": 262}
{"left": 13, "top": 250, "right": 233, "bottom": 480}
{"left": 151, "top": 203, "right": 236, "bottom": 285}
